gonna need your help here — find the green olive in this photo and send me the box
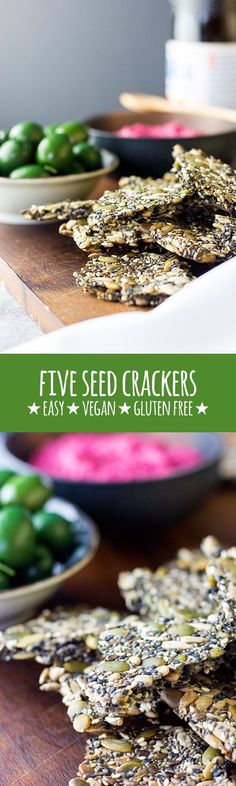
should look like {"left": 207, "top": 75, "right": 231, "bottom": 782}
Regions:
{"left": 0, "top": 505, "right": 35, "bottom": 568}
{"left": 23, "top": 544, "right": 54, "bottom": 583}
{"left": 33, "top": 510, "right": 74, "bottom": 556}
{"left": 36, "top": 132, "right": 72, "bottom": 173}
{"left": 0, "top": 570, "right": 11, "bottom": 590}
{"left": 10, "top": 164, "right": 51, "bottom": 179}
{"left": 66, "top": 161, "right": 85, "bottom": 174}
{"left": 44, "top": 165, "right": 58, "bottom": 175}
{"left": 0, "top": 129, "right": 9, "bottom": 145}
{"left": 0, "top": 139, "right": 33, "bottom": 176}
{"left": 0, "top": 473, "right": 52, "bottom": 511}
{"left": 0, "top": 561, "right": 15, "bottom": 577}
{"left": 55, "top": 121, "right": 88, "bottom": 145}
{"left": 9, "top": 121, "right": 44, "bottom": 145}
{"left": 72, "top": 142, "right": 102, "bottom": 171}
{"left": 43, "top": 123, "right": 58, "bottom": 136}
{"left": 0, "top": 470, "right": 16, "bottom": 490}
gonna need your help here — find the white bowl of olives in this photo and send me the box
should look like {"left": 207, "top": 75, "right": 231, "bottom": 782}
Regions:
{"left": 0, "top": 120, "right": 118, "bottom": 224}
{"left": 0, "top": 470, "right": 99, "bottom": 627}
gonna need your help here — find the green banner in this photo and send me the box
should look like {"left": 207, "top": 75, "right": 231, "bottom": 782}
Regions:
{"left": 0, "top": 354, "right": 235, "bottom": 432}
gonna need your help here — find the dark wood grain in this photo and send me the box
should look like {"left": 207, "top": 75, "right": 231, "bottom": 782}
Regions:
{"left": 0, "top": 175, "right": 139, "bottom": 333}
{"left": 1, "top": 485, "right": 236, "bottom": 786}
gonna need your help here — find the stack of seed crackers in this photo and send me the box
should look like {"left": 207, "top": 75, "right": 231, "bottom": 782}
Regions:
{"left": 23, "top": 146, "right": 236, "bottom": 307}
{"left": 1, "top": 535, "right": 236, "bottom": 785}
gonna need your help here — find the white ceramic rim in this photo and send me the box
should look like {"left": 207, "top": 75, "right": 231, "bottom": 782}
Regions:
{"left": 0, "top": 149, "right": 119, "bottom": 185}
{"left": 1, "top": 516, "right": 99, "bottom": 600}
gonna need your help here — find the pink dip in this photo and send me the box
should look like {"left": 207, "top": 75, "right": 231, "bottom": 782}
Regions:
{"left": 116, "top": 122, "right": 202, "bottom": 139}
{"left": 30, "top": 434, "right": 202, "bottom": 484}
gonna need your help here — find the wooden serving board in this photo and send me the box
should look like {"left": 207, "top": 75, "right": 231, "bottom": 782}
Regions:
{"left": 1, "top": 486, "right": 236, "bottom": 786}
{"left": 0, "top": 175, "right": 139, "bottom": 334}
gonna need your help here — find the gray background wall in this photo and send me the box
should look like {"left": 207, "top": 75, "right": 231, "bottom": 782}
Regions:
{"left": 0, "top": 0, "right": 171, "bottom": 128}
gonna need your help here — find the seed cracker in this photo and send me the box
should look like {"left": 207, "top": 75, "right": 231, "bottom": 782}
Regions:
{"left": 118, "top": 538, "right": 222, "bottom": 622}
{"left": 73, "top": 252, "right": 195, "bottom": 307}
{"left": 118, "top": 173, "right": 176, "bottom": 191}
{"left": 22, "top": 199, "right": 95, "bottom": 222}
{"left": 60, "top": 219, "right": 155, "bottom": 252}
{"left": 47, "top": 613, "right": 230, "bottom": 732}
{"left": 0, "top": 606, "right": 120, "bottom": 665}
{"left": 172, "top": 145, "right": 236, "bottom": 216}
{"left": 119, "top": 537, "right": 236, "bottom": 633}
{"left": 206, "top": 546, "right": 236, "bottom": 631}
{"left": 161, "top": 646, "right": 236, "bottom": 762}
{"left": 76, "top": 723, "right": 236, "bottom": 785}
{"left": 149, "top": 214, "right": 236, "bottom": 263}
{"left": 87, "top": 180, "right": 193, "bottom": 230}
{"left": 98, "top": 614, "right": 229, "bottom": 682}
{"left": 118, "top": 175, "right": 163, "bottom": 191}
{"left": 39, "top": 660, "right": 159, "bottom": 730}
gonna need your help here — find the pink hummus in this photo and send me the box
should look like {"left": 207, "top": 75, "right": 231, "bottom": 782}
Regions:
{"left": 116, "top": 122, "right": 202, "bottom": 139}
{"left": 30, "top": 434, "right": 202, "bottom": 484}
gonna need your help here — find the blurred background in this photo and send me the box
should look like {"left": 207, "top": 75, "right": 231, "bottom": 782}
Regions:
{"left": 0, "top": 0, "right": 171, "bottom": 126}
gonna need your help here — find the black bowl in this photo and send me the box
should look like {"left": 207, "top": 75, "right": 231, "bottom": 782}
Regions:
{"left": 0, "top": 433, "right": 222, "bottom": 535}
{"left": 86, "top": 110, "right": 236, "bottom": 176}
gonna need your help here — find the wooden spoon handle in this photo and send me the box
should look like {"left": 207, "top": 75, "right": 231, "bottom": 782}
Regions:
{"left": 120, "top": 92, "right": 171, "bottom": 113}
{"left": 119, "top": 92, "right": 236, "bottom": 124}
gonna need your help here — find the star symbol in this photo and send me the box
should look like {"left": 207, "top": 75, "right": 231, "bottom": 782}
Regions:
{"left": 67, "top": 402, "right": 79, "bottom": 414}
{"left": 196, "top": 402, "right": 208, "bottom": 415}
{"left": 119, "top": 402, "right": 131, "bottom": 415}
{"left": 28, "top": 402, "right": 40, "bottom": 415}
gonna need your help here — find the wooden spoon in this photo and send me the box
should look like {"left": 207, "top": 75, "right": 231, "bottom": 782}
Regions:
{"left": 119, "top": 92, "right": 236, "bottom": 125}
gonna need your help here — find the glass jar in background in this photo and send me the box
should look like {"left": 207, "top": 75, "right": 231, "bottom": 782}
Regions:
{"left": 220, "top": 433, "right": 236, "bottom": 482}
{"left": 166, "top": 0, "right": 236, "bottom": 108}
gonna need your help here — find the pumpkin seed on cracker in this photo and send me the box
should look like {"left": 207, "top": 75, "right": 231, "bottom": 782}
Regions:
{"left": 0, "top": 606, "right": 120, "bottom": 665}
{"left": 73, "top": 251, "right": 195, "bottom": 307}
{"left": 77, "top": 722, "right": 236, "bottom": 785}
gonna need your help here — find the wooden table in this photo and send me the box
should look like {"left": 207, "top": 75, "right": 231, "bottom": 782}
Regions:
{"left": 0, "top": 175, "right": 138, "bottom": 334}
{"left": 1, "top": 484, "right": 236, "bottom": 786}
